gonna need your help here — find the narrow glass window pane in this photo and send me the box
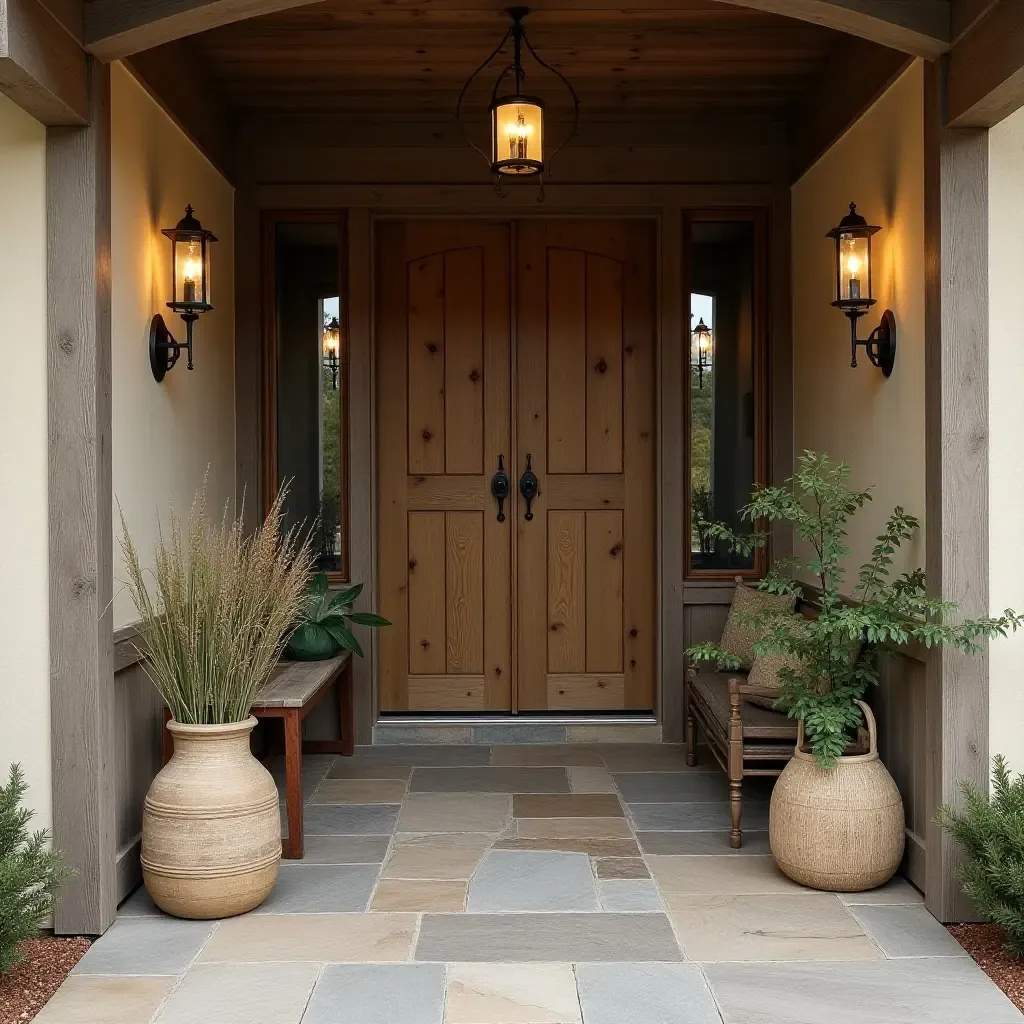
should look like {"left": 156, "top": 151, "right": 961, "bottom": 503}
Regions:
{"left": 689, "top": 220, "right": 756, "bottom": 572}
{"left": 274, "top": 222, "right": 344, "bottom": 574}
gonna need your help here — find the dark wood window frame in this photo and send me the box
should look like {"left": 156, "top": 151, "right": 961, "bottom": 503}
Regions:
{"left": 682, "top": 207, "right": 770, "bottom": 581}
{"left": 260, "top": 209, "right": 351, "bottom": 582}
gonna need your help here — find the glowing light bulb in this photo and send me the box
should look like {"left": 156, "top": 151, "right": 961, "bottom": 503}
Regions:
{"left": 182, "top": 242, "right": 201, "bottom": 303}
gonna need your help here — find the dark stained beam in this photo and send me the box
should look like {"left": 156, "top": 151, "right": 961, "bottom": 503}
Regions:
{"left": 789, "top": 35, "right": 913, "bottom": 183}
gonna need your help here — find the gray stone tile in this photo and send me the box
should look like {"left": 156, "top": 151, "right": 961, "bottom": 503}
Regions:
{"left": 614, "top": 772, "right": 731, "bottom": 803}
{"left": 296, "top": 835, "right": 391, "bottom": 864}
{"left": 118, "top": 886, "right": 160, "bottom": 917}
{"left": 326, "top": 762, "right": 413, "bottom": 780}
{"left": 472, "top": 724, "right": 568, "bottom": 744}
{"left": 576, "top": 963, "right": 722, "bottom": 1024}
{"left": 371, "top": 724, "right": 474, "bottom": 745}
{"left": 410, "top": 767, "right": 570, "bottom": 793}
{"left": 302, "top": 964, "right": 446, "bottom": 1024}
{"left": 703, "top": 958, "right": 1024, "bottom": 1023}
{"left": 629, "top": 802, "right": 769, "bottom": 832}
{"left": 839, "top": 877, "right": 924, "bottom": 905}
{"left": 467, "top": 850, "right": 599, "bottom": 912}
{"left": 73, "top": 918, "right": 215, "bottom": 976}
{"left": 300, "top": 804, "right": 400, "bottom": 835}
{"left": 352, "top": 744, "right": 491, "bottom": 766}
{"left": 253, "top": 864, "right": 379, "bottom": 914}
{"left": 598, "top": 879, "right": 664, "bottom": 913}
{"left": 637, "top": 831, "right": 772, "bottom": 856}
{"left": 848, "top": 905, "right": 968, "bottom": 958}
{"left": 415, "top": 913, "right": 683, "bottom": 962}
{"left": 154, "top": 962, "right": 319, "bottom": 1023}
{"left": 598, "top": 745, "right": 705, "bottom": 772}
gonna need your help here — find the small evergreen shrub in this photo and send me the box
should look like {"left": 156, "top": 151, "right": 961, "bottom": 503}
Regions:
{"left": 938, "top": 756, "right": 1024, "bottom": 956}
{"left": 0, "top": 764, "right": 73, "bottom": 974}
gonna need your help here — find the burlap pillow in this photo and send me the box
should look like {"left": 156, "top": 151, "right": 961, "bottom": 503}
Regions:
{"left": 719, "top": 583, "right": 797, "bottom": 670}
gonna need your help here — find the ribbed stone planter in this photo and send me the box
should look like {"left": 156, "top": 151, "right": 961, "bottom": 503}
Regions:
{"left": 142, "top": 717, "right": 281, "bottom": 919}
{"left": 770, "top": 701, "right": 905, "bottom": 892}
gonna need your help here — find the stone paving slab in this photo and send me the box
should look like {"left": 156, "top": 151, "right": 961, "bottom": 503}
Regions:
{"left": 303, "top": 964, "right": 447, "bottom": 1024}
{"left": 576, "top": 963, "right": 723, "bottom": 1024}
{"left": 445, "top": 963, "right": 582, "bottom": 1023}
{"left": 847, "top": 904, "right": 969, "bottom": 958}
{"left": 33, "top": 976, "right": 174, "bottom": 1024}
{"left": 468, "top": 851, "right": 599, "bottom": 912}
{"left": 410, "top": 767, "right": 571, "bottom": 793}
{"left": 299, "top": 803, "right": 401, "bottom": 836}
{"left": 629, "top": 801, "right": 770, "bottom": 831}
{"left": 637, "top": 830, "right": 772, "bottom": 856}
{"left": 252, "top": 863, "right": 378, "bottom": 914}
{"left": 72, "top": 918, "right": 215, "bottom": 975}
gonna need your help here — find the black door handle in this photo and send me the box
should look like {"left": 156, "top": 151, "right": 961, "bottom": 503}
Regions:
{"left": 519, "top": 454, "right": 538, "bottom": 521}
{"left": 491, "top": 455, "right": 510, "bottom": 522}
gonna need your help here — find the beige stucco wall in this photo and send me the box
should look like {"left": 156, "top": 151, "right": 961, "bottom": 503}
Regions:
{"left": 791, "top": 60, "right": 926, "bottom": 589}
{"left": 0, "top": 96, "right": 50, "bottom": 828}
{"left": 988, "top": 106, "right": 1024, "bottom": 770}
{"left": 111, "top": 62, "right": 236, "bottom": 628}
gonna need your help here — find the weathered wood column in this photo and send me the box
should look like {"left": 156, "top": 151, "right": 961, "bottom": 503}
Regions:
{"left": 46, "top": 55, "right": 116, "bottom": 935}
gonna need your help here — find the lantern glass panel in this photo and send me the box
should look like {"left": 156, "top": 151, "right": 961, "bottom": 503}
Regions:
{"left": 491, "top": 98, "right": 543, "bottom": 173}
{"left": 836, "top": 231, "right": 871, "bottom": 304}
{"left": 174, "top": 232, "right": 209, "bottom": 308}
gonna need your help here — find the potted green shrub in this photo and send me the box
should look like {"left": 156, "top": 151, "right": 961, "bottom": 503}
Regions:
{"left": 688, "top": 451, "right": 1023, "bottom": 891}
{"left": 286, "top": 575, "right": 390, "bottom": 662}
{"left": 120, "top": 487, "right": 313, "bottom": 919}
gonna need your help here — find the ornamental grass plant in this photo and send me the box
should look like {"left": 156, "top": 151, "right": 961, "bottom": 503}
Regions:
{"left": 119, "top": 484, "right": 315, "bottom": 724}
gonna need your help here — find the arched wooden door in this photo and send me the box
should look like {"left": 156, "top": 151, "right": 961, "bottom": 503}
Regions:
{"left": 376, "top": 219, "right": 655, "bottom": 714}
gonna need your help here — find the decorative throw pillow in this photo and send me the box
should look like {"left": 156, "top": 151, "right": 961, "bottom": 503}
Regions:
{"left": 719, "top": 583, "right": 797, "bottom": 670}
{"left": 745, "top": 616, "right": 809, "bottom": 710}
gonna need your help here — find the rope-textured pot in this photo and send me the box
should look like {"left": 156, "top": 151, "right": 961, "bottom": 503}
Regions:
{"left": 142, "top": 718, "right": 281, "bottom": 919}
{"left": 770, "top": 701, "right": 904, "bottom": 892}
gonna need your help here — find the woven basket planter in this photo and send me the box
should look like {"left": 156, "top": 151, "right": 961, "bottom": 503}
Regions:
{"left": 142, "top": 717, "right": 281, "bottom": 919}
{"left": 769, "top": 701, "right": 904, "bottom": 892}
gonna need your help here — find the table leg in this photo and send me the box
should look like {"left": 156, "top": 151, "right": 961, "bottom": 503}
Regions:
{"left": 341, "top": 659, "right": 355, "bottom": 757}
{"left": 283, "top": 711, "right": 304, "bottom": 859}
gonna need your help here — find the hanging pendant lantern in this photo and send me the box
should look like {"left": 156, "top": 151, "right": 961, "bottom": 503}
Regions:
{"left": 457, "top": 7, "right": 579, "bottom": 191}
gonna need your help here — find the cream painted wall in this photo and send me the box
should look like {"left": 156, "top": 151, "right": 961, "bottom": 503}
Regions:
{"left": 988, "top": 106, "right": 1024, "bottom": 770}
{"left": 111, "top": 62, "right": 236, "bottom": 628}
{"left": 0, "top": 96, "right": 49, "bottom": 828}
{"left": 791, "top": 61, "right": 926, "bottom": 589}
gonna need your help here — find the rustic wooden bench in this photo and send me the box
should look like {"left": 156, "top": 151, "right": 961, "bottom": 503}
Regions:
{"left": 162, "top": 652, "right": 354, "bottom": 859}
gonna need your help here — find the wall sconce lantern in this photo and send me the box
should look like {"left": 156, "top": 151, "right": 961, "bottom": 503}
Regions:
{"left": 826, "top": 202, "right": 896, "bottom": 377}
{"left": 323, "top": 315, "right": 340, "bottom": 390}
{"left": 456, "top": 7, "right": 579, "bottom": 195}
{"left": 691, "top": 317, "right": 712, "bottom": 390}
{"left": 150, "top": 205, "right": 217, "bottom": 382}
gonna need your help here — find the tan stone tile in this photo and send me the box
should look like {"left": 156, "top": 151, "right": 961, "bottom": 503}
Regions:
{"left": 516, "top": 817, "right": 633, "bottom": 839}
{"left": 490, "top": 745, "right": 605, "bottom": 767}
{"left": 595, "top": 857, "right": 650, "bottom": 879}
{"left": 647, "top": 854, "right": 815, "bottom": 895}
{"left": 568, "top": 766, "right": 617, "bottom": 793}
{"left": 494, "top": 837, "right": 641, "bottom": 857}
{"left": 666, "top": 892, "right": 879, "bottom": 961}
{"left": 398, "top": 793, "right": 510, "bottom": 833}
{"left": 311, "top": 778, "right": 408, "bottom": 804}
{"left": 371, "top": 878, "right": 468, "bottom": 912}
{"left": 513, "top": 794, "right": 623, "bottom": 818}
{"left": 384, "top": 832, "right": 495, "bottom": 879}
{"left": 198, "top": 913, "right": 416, "bottom": 963}
{"left": 566, "top": 725, "right": 662, "bottom": 744}
{"left": 326, "top": 763, "right": 413, "bottom": 780}
{"left": 445, "top": 963, "right": 582, "bottom": 1023}
{"left": 33, "top": 976, "right": 173, "bottom": 1024}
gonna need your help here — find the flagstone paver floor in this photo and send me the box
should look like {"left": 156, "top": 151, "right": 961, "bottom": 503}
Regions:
{"left": 37, "top": 743, "right": 1024, "bottom": 1024}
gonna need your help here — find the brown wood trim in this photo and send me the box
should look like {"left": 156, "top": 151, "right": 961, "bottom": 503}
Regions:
{"left": 260, "top": 209, "right": 352, "bottom": 582}
{"left": 682, "top": 207, "right": 771, "bottom": 582}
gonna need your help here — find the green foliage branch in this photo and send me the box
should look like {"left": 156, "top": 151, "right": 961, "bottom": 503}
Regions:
{"left": 687, "top": 451, "right": 1024, "bottom": 767}
{"left": 287, "top": 574, "right": 390, "bottom": 661}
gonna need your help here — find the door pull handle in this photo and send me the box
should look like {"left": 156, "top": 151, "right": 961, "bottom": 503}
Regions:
{"left": 519, "top": 454, "right": 538, "bottom": 521}
{"left": 491, "top": 455, "right": 510, "bottom": 522}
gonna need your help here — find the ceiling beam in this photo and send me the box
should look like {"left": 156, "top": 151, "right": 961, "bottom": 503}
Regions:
{"left": 947, "top": 0, "right": 1024, "bottom": 126}
{"left": 0, "top": 0, "right": 88, "bottom": 124}
{"left": 714, "top": 0, "right": 950, "bottom": 58}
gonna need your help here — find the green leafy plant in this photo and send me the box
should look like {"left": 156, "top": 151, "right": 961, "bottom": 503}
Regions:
{"left": 0, "top": 765, "right": 73, "bottom": 974}
{"left": 286, "top": 574, "right": 390, "bottom": 662}
{"left": 938, "top": 756, "right": 1024, "bottom": 955}
{"left": 119, "top": 484, "right": 315, "bottom": 724}
{"left": 687, "top": 450, "right": 1023, "bottom": 767}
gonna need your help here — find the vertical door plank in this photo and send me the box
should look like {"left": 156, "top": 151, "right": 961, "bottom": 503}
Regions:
{"left": 446, "top": 511, "right": 484, "bottom": 674}
{"left": 547, "top": 248, "right": 587, "bottom": 474}
{"left": 548, "top": 510, "right": 586, "bottom": 673}
{"left": 586, "top": 510, "right": 624, "bottom": 674}
{"left": 444, "top": 246, "right": 484, "bottom": 474}
{"left": 408, "top": 512, "right": 446, "bottom": 675}
{"left": 623, "top": 229, "right": 657, "bottom": 710}
{"left": 377, "top": 222, "right": 411, "bottom": 711}
{"left": 408, "top": 252, "right": 445, "bottom": 474}
{"left": 586, "top": 254, "right": 624, "bottom": 474}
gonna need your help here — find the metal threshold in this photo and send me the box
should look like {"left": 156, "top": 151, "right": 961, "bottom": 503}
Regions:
{"left": 377, "top": 715, "right": 659, "bottom": 727}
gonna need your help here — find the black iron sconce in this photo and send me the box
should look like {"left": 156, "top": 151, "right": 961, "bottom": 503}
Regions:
{"left": 150, "top": 205, "right": 217, "bottom": 382}
{"left": 323, "top": 315, "right": 340, "bottom": 390}
{"left": 826, "top": 202, "right": 896, "bottom": 377}
{"left": 691, "top": 316, "right": 712, "bottom": 390}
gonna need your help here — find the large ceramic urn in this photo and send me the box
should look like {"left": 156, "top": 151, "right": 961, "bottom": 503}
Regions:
{"left": 142, "top": 717, "right": 281, "bottom": 918}
{"left": 770, "top": 701, "right": 905, "bottom": 892}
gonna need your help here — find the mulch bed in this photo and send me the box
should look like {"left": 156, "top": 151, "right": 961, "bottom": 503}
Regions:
{"left": 949, "top": 923, "right": 1024, "bottom": 1012}
{"left": 0, "top": 937, "right": 91, "bottom": 1024}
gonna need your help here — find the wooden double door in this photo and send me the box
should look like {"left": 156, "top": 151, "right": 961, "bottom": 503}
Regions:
{"left": 377, "top": 219, "right": 655, "bottom": 713}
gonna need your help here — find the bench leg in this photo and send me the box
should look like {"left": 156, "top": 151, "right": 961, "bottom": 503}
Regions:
{"left": 685, "top": 713, "right": 697, "bottom": 767}
{"left": 283, "top": 711, "right": 304, "bottom": 860}
{"left": 341, "top": 659, "right": 354, "bottom": 757}
{"left": 729, "top": 780, "right": 743, "bottom": 849}
{"left": 727, "top": 679, "right": 744, "bottom": 849}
